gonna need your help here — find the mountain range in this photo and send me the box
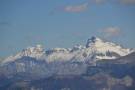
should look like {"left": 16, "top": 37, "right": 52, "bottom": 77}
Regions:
{"left": 0, "top": 36, "right": 135, "bottom": 90}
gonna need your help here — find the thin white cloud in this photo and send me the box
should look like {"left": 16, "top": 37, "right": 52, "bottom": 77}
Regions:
{"left": 93, "top": 0, "right": 135, "bottom": 5}
{"left": 50, "top": 0, "right": 134, "bottom": 15}
{"left": 120, "top": 0, "right": 135, "bottom": 4}
{"left": 94, "top": 0, "right": 106, "bottom": 4}
{"left": 100, "top": 27, "right": 121, "bottom": 37}
{"left": 63, "top": 3, "right": 89, "bottom": 13}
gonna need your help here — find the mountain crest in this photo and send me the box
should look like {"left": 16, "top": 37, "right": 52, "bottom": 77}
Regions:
{"left": 86, "top": 36, "right": 103, "bottom": 48}
{"left": 2, "top": 36, "right": 134, "bottom": 63}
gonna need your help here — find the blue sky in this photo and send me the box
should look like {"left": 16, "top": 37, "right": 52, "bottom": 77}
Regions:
{"left": 0, "top": 0, "right": 135, "bottom": 57}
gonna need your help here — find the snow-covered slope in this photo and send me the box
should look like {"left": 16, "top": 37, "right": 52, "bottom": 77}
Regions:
{"left": 2, "top": 36, "right": 134, "bottom": 64}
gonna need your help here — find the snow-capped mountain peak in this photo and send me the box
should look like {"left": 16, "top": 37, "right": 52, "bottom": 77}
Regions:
{"left": 2, "top": 44, "right": 45, "bottom": 63}
{"left": 85, "top": 36, "right": 134, "bottom": 59}
{"left": 22, "top": 44, "right": 45, "bottom": 56}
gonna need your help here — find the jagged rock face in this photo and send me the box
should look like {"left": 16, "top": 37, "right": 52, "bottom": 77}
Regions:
{"left": 86, "top": 36, "right": 102, "bottom": 48}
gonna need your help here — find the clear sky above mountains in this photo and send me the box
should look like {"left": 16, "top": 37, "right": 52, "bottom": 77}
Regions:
{"left": 0, "top": 0, "right": 135, "bottom": 57}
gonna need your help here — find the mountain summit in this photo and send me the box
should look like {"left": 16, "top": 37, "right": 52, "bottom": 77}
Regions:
{"left": 86, "top": 36, "right": 103, "bottom": 48}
